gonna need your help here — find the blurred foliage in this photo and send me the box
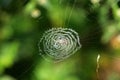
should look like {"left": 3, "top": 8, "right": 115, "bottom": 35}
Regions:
{"left": 1, "top": 0, "right": 120, "bottom": 80}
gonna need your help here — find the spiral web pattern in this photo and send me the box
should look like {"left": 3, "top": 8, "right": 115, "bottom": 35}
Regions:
{"left": 38, "top": 28, "right": 81, "bottom": 62}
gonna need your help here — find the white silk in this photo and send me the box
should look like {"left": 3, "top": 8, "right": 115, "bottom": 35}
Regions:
{"left": 38, "top": 28, "right": 81, "bottom": 62}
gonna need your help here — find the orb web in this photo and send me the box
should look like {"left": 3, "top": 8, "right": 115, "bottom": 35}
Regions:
{"left": 38, "top": 28, "right": 81, "bottom": 62}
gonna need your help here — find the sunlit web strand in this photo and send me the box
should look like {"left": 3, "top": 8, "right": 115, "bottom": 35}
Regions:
{"left": 38, "top": 28, "right": 81, "bottom": 62}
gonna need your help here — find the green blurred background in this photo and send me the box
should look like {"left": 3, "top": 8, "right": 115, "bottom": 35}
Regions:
{"left": 1, "top": 0, "right": 120, "bottom": 80}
